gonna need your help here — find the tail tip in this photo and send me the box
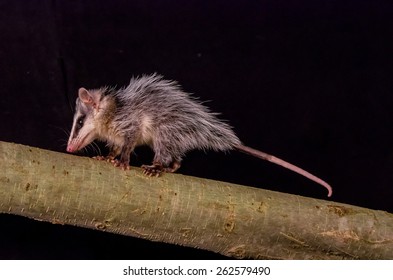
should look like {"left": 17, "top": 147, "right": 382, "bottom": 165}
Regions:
{"left": 326, "top": 185, "right": 333, "bottom": 197}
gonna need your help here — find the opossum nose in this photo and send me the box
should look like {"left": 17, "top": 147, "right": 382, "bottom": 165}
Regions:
{"left": 66, "top": 145, "right": 75, "bottom": 153}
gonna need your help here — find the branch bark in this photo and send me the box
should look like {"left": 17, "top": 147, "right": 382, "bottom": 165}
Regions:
{"left": 1, "top": 141, "right": 392, "bottom": 259}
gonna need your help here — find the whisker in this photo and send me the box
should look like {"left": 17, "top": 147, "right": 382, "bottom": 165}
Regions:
{"left": 58, "top": 141, "right": 68, "bottom": 149}
{"left": 92, "top": 142, "right": 102, "bottom": 156}
{"left": 48, "top": 124, "right": 71, "bottom": 138}
{"left": 46, "top": 124, "right": 73, "bottom": 151}
{"left": 82, "top": 146, "right": 89, "bottom": 155}
{"left": 93, "top": 142, "right": 102, "bottom": 155}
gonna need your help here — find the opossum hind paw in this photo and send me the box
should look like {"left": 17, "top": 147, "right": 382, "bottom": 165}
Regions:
{"left": 141, "top": 164, "right": 163, "bottom": 177}
{"left": 113, "top": 159, "right": 130, "bottom": 170}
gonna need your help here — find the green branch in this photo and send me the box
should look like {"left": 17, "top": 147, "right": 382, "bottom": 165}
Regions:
{"left": 1, "top": 141, "right": 392, "bottom": 259}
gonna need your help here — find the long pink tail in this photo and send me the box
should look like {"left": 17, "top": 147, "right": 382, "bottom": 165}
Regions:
{"left": 236, "top": 145, "right": 332, "bottom": 197}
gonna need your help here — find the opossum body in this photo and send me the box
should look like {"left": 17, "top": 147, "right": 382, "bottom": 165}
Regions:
{"left": 67, "top": 74, "right": 332, "bottom": 197}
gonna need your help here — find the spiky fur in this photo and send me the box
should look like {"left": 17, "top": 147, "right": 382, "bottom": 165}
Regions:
{"left": 68, "top": 74, "right": 241, "bottom": 168}
{"left": 67, "top": 73, "right": 332, "bottom": 196}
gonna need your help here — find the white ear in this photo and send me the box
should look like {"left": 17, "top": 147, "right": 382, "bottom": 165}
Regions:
{"left": 78, "top": 87, "right": 93, "bottom": 103}
{"left": 78, "top": 87, "right": 97, "bottom": 108}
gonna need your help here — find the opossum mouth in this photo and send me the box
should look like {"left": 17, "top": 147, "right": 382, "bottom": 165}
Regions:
{"left": 67, "top": 141, "right": 82, "bottom": 153}
{"left": 66, "top": 143, "right": 77, "bottom": 153}
{"left": 67, "top": 134, "right": 92, "bottom": 153}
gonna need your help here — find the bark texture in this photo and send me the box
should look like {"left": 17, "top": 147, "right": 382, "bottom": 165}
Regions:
{"left": 1, "top": 141, "right": 392, "bottom": 259}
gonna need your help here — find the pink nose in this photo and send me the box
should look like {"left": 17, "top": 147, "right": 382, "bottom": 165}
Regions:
{"left": 66, "top": 146, "right": 74, "bottom": 153}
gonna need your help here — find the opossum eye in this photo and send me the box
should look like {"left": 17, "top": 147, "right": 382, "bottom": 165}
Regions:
{"left": 77, "top": 116, "right": 85, "bottom": 128}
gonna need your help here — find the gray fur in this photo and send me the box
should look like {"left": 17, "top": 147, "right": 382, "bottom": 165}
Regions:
{"left": 68, "top": 73, "right": 241, "bottom": 168}
{"left": 114, "top": 74, "right": 242, "bottom": 166}
{"left": 67, "top": 73, "right": 332, "bottom": 196}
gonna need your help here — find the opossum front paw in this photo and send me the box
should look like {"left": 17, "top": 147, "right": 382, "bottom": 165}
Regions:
{"left": 141, "top": 164, "right": 163, "bottom": 177}
{"left": 112, "top": 159, "right": 130, "bottom": 170}
{"left": 93, "top": 155, "right": 106, "bottom": 160}
{"left": 93, "top": 155, "right": 116, "bottom": 162}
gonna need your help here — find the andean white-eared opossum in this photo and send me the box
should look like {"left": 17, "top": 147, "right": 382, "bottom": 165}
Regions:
{"left": 67, "top": 74, "right": 332, "bottom": 197}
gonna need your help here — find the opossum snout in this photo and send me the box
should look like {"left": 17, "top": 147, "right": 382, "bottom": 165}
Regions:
{"left": 66, "top": 140, "right": 80, "bottom": 153}
{"left": 66, "top": 144, "right": 77, "bottom": 153}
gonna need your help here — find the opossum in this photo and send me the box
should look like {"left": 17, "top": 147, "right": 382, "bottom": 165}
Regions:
{"left": 67, "top": 74, "right": 332, "bottom": 197}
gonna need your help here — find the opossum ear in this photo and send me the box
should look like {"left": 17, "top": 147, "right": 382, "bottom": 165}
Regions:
{"left": 78, "top": 87, "right": 98, "bottom": 109}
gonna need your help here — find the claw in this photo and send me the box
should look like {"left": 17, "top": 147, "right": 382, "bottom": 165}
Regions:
{"left": 93, "top": 156, "right": 106, "bottom": 161}
{"left": 93, "top": 155, "right": 130, "bottom": 170}
{"left": 111, "top": 159, "right": 130, "bottom": 170}
{"left": 141, "top": 164, "right": 163, "bottom": 177}
{"left": 93, "top": 155, "right": 116, "bottom": 162}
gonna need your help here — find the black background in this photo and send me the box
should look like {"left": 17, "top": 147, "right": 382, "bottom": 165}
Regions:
{"left": 1, "top": 0, "right": 392, "bottom": 259}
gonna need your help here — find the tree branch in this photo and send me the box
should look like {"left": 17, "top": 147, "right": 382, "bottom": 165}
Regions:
{"left": 1, "top": 141, "right": 392, "bottom": 259}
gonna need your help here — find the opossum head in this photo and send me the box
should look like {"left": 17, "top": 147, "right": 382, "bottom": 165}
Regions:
{"left": 66, "top": 87, "right": 102, "bottom": 153}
